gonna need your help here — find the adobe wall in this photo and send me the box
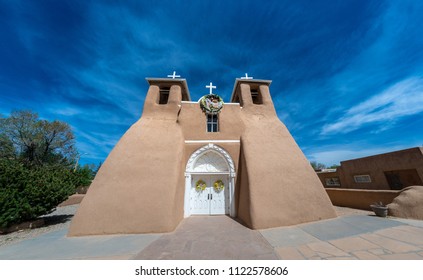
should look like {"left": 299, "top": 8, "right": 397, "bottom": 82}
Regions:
{"left": 327, "top": 186, "right": 423, "bottom": 219}
{"left": 326, "top": 188, "right": 400, "bottom": 211}
{"left": 317, "top": 170, "right": 341, "bottom": 188}
{"left": 389, "top": 186, "right": 423, "bottom": 220}
{"left": 59, "top": 194, "right": 85, "bottom": 207}
{"left": 179, "top": 102, "right": 245, "bottom": 217}
{"left": 68, "top": 85, "right": 186, "bottom": 236}
{"left": 236, "top": 83, "right": 337, "bottom": 229}
{"left": 178, "top": 102, "right": 244, "bottom": 174}
{"left": 339, "top": 147, "right": 423, "bottom": 190}
{"left": 179, "top": 102, "right": 244, "bottom": 141}
{"left": 68, "top": 78, "right": 339, "bottom": 235}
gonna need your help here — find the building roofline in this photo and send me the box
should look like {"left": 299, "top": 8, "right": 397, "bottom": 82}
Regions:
{"left": 316, "top": 169, "right": 337, "bottom": 173}
{"left": 146, "top": 78, "right": 191, "bottom": 101}
{"left": 230, "top": 78, "right": 272, "bottom": 102}
{"left": 340, "top": 146, "right": 423, "bottom": 164}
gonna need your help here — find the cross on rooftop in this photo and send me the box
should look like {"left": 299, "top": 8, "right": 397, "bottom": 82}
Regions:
{"left": 241, "top": 73, "right": 253, "bottom": 79}
{"left": 206, "top": 82, "right": 216, "bottom": 94}
{"left": 167, "top": 71, "right": 181, "bottom": 79}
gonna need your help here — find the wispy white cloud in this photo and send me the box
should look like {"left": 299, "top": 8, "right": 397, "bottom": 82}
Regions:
{"left": 321, "top": 77, "right": 423, "bottom": 135}
{"left": 73, "top": 128, "right": 121, "bottom": 160}
{"left": 2, "top": 0, "right": 423, "bottom": 166}
{"left": 50, "top": 107, "right": 81, "bottom": 117}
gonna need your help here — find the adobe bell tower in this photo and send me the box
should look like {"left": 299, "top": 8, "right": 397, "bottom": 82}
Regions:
{"left": 68, "top": 72, "right": 189, "bottom": 236}
{"left": 232, "top": 76, "right": 337, "bottom": 229}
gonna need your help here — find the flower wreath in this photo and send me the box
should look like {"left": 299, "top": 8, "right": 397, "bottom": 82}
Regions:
{"left": 195, "top": 179, "right": 207, "bottom": 192}
{"left": 213, "top": 180, "right": 224, "bottom": 192}
{"left": 199, "top": 94, "right": 224, "bottom": 114}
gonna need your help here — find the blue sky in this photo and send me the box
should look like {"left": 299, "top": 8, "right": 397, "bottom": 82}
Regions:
{"left": 1, "top": 0, "right": 423, "bottom": 166}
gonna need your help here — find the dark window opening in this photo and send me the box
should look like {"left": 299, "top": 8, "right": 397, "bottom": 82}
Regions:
{"left": 251, "top": 89, "right": 263, "bottom": 104}
{"left": 159, "top": 88, "right": 170, "bottom": 104}
{"left": 353, "top": 174, "right": 371, "bottom": 183}
{"left": 325, "top": 177, "right": 341, "bottom": 187}
{"left": 207, "top": 114, "right": 219, "bottom": 132}
{"left": 384, "top": 169, "right": 422, "bottom": 190}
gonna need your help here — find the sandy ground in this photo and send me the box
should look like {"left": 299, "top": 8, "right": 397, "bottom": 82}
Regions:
{"left": 0, "top": 205, "right": 78, "bottom": 247}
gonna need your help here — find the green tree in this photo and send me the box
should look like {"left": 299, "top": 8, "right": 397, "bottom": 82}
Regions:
{"left": 0, "top": 110, "right": 77, "bottom": 166}
{"left": 0, "top": 133, "right": 15, "bottom": 159}
{"left": 0, "top": 110, "right": 89, "bottom": 229}
{"left": 310, "top": 161, "right": 326, "bottom": 170}
{"left": 0, "top": 158, "right": 75, "bottom": 229}
{"left": 72, "top": 164, "right": 96, "bottom": 187}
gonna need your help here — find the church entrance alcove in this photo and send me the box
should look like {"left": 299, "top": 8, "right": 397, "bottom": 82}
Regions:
{"left": 184, "top": 144, "right": 236, "bottom": 217}
{"left": 190, "top": 174, "right": 228, "bottom": 215}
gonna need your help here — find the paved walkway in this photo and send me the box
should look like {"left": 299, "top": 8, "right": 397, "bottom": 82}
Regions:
{"left": 134, "top": 216, "right": 278, "bottom": 259}
{"left": 1, "top": 208, "right": 423, "bottom": 260}
{"left": 261, "top": 215, "right": 423, "bottom": 259}
{"left": 0, "top": 229, "right": 160, "bottom": 260}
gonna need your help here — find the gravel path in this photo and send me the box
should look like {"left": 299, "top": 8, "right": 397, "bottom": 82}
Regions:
{"left": 0, "top": 205, "right": 78, "bottom": 247}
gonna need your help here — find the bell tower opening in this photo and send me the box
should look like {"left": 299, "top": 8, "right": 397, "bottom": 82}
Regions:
{"left": 251, "top": 87, "right": 263, "bottom": 105}
{"left": 159, "top": 87, "right": 170, "bottom": 104}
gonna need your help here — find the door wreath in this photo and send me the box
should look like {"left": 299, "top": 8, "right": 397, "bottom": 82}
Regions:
{"left": 195, "top": 179, "right": 207, "bottom": 192}
{"left": 213, "top": 180, "right": 224, "bottom": 192}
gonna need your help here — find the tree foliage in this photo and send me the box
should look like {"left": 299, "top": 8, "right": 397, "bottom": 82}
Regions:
{"left": 0, "top": 158, "right": 76, "bottom": 228}
{"left": 310, "top": 161, "right": 326, "bottom": 170}
{"left": 310, "top": 161, "right": 340, "bottom": 170}
{"left": 0, "top": 133, "right": 15, "bottom": 159}
{"left": 0, "top": 110, "right": 77, "bottom": 166}
{"left": 72, "top": 164, "right": 96, "bottom": 187}
{"left": 0, "top": 110, "right": 96, "bottom": 229}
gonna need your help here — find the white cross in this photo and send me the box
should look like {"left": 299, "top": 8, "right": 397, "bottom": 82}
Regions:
{"left": 241, "top": 73, "right": 253, "bottom": 79}
{"left": 167, "top": 71, "right": 181, "bottom": 79}
{"left": 206, "top": 82, "right": 216, "bottom": 94}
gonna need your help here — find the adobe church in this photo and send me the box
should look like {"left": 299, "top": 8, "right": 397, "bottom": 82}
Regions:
{"left": 68, "top": 73, "right": 336, "bottom": 236}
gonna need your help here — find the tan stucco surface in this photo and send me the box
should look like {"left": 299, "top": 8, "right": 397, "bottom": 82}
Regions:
{"left": 68, "top": 85, "right": 185, "bottom": 235}
{"left": 68, "top": 78, "right": 336, "bottom": 235}
{"left": 326, "top": 188, "right": 399, "bottom": 211}
{"left": 179, "top": 102, "right": 244, "bottom": 140}
{"left": 336, "top": 147, "right": 423, "bottom": 190}
{"left": 59, "top": 194, "right": 85, "bottom": 207}
{"left": 317, "top": 170, "right": 341, "bottom": 187}
{"left": 236, "top": 84, "right": 336, "bottom": 229}
{"left": 388, "top": 186, "right": 423, "bottom": 220}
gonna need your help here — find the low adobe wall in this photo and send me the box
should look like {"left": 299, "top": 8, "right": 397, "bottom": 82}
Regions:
{"left": 389, "top": 186, "right": 423, "bottom": 220}
{"left": 326, "top": 188, "right": 400, "bottom": 211}
{"left": 59, "top": 194, "right": 85, "bottom": 207}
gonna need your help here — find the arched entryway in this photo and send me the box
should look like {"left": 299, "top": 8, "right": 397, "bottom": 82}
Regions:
{"left": 184, "top": 143, "right": 236, "bottom": 217}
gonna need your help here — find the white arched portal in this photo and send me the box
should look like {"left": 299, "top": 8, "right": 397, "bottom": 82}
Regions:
{"left": 184, "top": 143, "right": 236, "bottom": 217}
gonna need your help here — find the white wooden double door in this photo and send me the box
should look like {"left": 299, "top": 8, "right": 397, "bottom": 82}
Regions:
{"left": 190, "top": 174, "right": 229, "bottom": 215}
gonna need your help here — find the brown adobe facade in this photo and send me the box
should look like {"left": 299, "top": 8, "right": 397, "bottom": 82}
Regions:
{"left": 68, "top": 76, "right": 336, "bottom": 236}
{"left": 317, "top": 147, "right": 423, "bottom": 190}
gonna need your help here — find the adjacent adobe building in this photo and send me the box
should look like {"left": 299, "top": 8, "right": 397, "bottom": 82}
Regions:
{"left": 68, "top": 74, "right": 336, "bottom": 236}
{"left": 318, "top": 147, "right": 423, "bottom": 190}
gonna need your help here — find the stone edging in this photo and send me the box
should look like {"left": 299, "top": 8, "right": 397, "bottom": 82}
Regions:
{"left": 0, "top": 219, "right": 45, "bottom": 234}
